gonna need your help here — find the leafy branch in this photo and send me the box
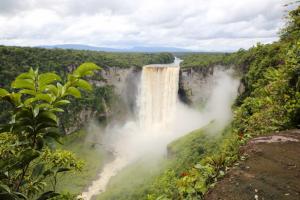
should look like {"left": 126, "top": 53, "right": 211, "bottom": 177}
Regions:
{"left": 0, "top": 63, "right": 100, "bottom": 200}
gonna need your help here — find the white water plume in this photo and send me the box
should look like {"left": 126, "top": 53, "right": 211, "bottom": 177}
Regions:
{"left": 80, "top": 61, "right": 240, "bottom": 200}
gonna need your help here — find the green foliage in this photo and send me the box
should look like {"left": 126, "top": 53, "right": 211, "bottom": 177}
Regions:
{"left": 233, "top": 41, "right": 300, "bottom": 135}
{"left": 179, "top": 53, "right": 226, "bottom": 69}
{"left": 147, "top": 170, "right": 178, "bottom": 200}
{"left": 0, "top": 63, "right": 100, "bottom": 199}
{"left": 146, "top": 126, "right": 240, "bottom": 200}
{"left": 280, "top": 4, "right": 300, "bottom": 42}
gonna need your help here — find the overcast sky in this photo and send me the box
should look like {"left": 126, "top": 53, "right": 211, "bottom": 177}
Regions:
{"left": 0, "top": 0, "right": 291, "bottom": 51}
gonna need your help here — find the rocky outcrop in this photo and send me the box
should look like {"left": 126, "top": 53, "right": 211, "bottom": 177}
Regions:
{"left": 179, "top": 66, "right": 215, "bottom": 105}
{"left": 205, "top": 129, "right": 300, "bottom": 200}
{"left": 98, "top": 66, "right": 141, "bottom": 120}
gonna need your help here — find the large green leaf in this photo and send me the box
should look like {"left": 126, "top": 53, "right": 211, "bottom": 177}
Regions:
{"left": 73, "top": 62, "right": 101, "bottom": 77}
{"left": 0, "top": 88, "right": 9, "bottom": 97}
{"left": 75, "top": 79, "right": 92, "bottom": 91}
{"left": 37, "top": 103, "right": 53, "bottom": 110}
{"left": 5, "top": 93, "right": 22, "bottom": 106}
{"left": 37, "top": 111, "right": 58, "bottom": 124}
{"left": 19, "top": 89, "right": 36, "bottom": 96}
{"left": 36, "top": 94, "right": 53, "bottom": 103}
{"left": 24, "top": 97, "right": 38, "bottom": 106}
{"left": 65, "top": 87, "right": 81, "bottom": 98}
{"left": 53, "top": 100, "right": 70, "bottom": 106}
{"left": 44, "top": 131, "right": 62, "bottom": 144}
{"left": 16, "top": 71, "right": 34, "bottom": 80}
{"left": 36, "top": 121, "right": 58, "bottom": 132}
{"left": 12, "top": 79, "right": 35, "bottom": 90}
{"left": 38, "top": 73, "right": 61, "bottom": 90}
{"left": 50, "top": 108, "right": 64, "bottom": 113}
{"left": 15, "top": 108, "right": 33, "bottom": 119}
{"left": 44, "top": 85, "right": 58, "bottom": 95}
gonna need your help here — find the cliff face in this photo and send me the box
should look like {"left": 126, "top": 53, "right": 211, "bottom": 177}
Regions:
{"left": 179, "top": 66, "right": 214, "bottom": 105}
{"left": 179, "top": 65, "right": 244, "bottom": 107}
{"left": 67, "top": 64, "right": 241, "bottom": 133}
{"left": 64, "top": 66, "right": 141, "bottom": 134}
{"left": 99, "top": 66, "right": 140, "bottom": 113}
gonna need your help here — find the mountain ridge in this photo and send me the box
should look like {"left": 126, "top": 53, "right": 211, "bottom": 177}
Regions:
{"left": 38, "top": 44, "right": 193, "bottom": 52}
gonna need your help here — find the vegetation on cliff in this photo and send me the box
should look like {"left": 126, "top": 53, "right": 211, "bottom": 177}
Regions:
{"left": 179, "top": 53, "right": 226, "bottom": 69}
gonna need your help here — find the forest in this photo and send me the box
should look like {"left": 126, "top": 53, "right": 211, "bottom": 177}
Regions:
{"left": 0, "top": 2, "right": 299, "bottom": 200}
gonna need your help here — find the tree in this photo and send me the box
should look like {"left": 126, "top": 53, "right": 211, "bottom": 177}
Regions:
{"left": 0, "top": 63, "right": 100, "bottom": 199}
{"left": 280, "top": 3, "right": 300, "bottom": 41}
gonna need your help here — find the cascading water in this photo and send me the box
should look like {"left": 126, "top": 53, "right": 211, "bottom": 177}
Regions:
{"left": 80, "top": 59, "right": 181, "bottom": 200}
{"left": 138, "top": 65, "right": 180, "bottom": 129}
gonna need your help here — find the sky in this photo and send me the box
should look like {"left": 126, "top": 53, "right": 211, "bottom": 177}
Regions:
{"left": 0, "top": 0, "right": 292, "bottom": 51}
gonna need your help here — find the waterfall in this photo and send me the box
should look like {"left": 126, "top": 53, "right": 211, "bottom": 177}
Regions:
{"left": 80, "top": 59, "right": 181, "bottom": 200}
{"left": 138, "top": 65, "right": 180, "bottom": 129}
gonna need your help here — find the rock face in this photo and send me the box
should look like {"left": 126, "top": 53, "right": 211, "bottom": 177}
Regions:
{"left": 205, "top": 129, "right": 300, "bottom": 200}
{"left": 179, "top": 65, "right": 242, "bottom": 106}
{"left": 98, "top": 66, "right": 141, "bottom": 116}
{"left": 179, "top": 66, "right": 215, "bottom": 105}
{"left": 64, "top": 66, "right": 141, "bottom": 134}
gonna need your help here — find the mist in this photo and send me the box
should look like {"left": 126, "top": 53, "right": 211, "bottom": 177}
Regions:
{"left": 108, "top": 68, "right": 239, "bottom": 158}
{"left": 80, "top": 67, "right": 240, "bottom": 199}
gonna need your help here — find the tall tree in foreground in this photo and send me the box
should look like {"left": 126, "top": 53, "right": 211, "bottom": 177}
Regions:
{"left": 0, "top": 63, "right": 100, "bottom": 199}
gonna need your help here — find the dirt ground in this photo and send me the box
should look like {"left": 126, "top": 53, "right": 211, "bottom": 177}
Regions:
{"left": 205, "top": 129, "right": 300, "bottom": 200}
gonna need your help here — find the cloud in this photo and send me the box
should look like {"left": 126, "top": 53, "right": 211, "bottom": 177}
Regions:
{"left": 0, "top": 0, "right": 291, "bottom": 51}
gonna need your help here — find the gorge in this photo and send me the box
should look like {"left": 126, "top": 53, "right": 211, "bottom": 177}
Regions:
{"left": 80, "top": 58, "right": 240, "bottom": 199}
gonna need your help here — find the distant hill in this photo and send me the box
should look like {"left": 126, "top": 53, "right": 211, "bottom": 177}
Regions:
{"left": 39, "top": 44, "right": 192, "bottom": 52}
